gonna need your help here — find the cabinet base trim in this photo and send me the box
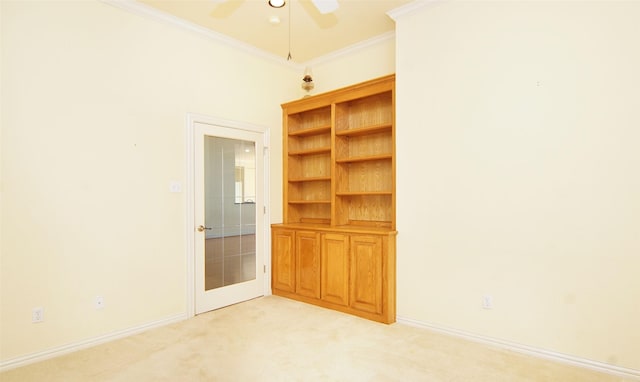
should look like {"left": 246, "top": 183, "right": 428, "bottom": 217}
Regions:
{"left": 273, "top": 290, "right": 395, "bottom": 324}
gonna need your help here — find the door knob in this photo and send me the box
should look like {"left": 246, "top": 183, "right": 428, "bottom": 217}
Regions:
{"left": 197, "top": 225, "right": 212, "bottom": 232}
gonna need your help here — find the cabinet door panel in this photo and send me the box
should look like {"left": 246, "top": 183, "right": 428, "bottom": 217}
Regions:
{"left": 272, "top": 229, "right": 295, "bottom": 292}
{"left": 350, "top": 235, "right": 383, "bottom": 314}
{"left": 321, "top": 233, "right": 349, "bottom": 306}
{"left": 296, "top": 231, "right": 321, "bottom": 299}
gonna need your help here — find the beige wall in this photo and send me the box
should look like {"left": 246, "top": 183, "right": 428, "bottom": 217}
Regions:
{"left": 9, "top": 0, "right": 636, "bottom": 373}
{"left": 394, "top": 1, "right": 640, "bottom": 370}
{"left": 0, "top": 0, "right": 396, "bottom": 365}
{"left": 0, "top": 0, "right": 297, "bottom": 362}
{"left": 303, "top": 35, "right": 396, "bottom": 96}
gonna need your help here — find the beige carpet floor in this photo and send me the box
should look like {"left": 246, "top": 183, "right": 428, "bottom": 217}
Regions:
{"left": 0, "top": 296, "right": 633, "bottom": 382}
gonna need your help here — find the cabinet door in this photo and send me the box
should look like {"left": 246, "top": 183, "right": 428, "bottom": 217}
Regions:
{"left": 272, "top": 228, "right": 295, "bottom": 293}
{"left": 350, "top": 235, "right": 383, "bottom": 314}
{"left": 321, "top": 233, "right": 349, "bottom": 306}
{"left": 296, "top": 231, "right": 321, "bottom": 299}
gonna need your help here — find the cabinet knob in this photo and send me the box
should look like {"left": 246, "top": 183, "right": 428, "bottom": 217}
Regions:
{"left": 197, "top": 225, "right": 212, "bottom": 232}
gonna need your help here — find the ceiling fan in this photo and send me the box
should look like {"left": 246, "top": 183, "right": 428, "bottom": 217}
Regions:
{"left": 209, "top": 0, "right": 340, "bottom": 61}
{"left": 269, "top": 0, "right": 339, "bottom": 14}
{"left": 212, "top": 0, "right": 339, "bottom": 15}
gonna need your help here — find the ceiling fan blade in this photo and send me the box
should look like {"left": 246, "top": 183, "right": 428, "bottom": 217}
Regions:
{"left": 311, "top": 0, "right": 339, "bottom": 14}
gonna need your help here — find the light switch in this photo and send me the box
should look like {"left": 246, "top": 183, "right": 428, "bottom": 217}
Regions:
{"left": 169, "top": 181, "right": 182, "bottom": 193}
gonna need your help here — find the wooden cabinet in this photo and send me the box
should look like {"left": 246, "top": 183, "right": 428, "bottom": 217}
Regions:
{"left": 271, "top": 227, "right": 396, "bottom": 323}
{"left": 295, "top": 231, "right": 321, "bottom": 299}
{"left": 321, "top": 233, "right": 349, "bottom": 306}
{"left": 272, "top": 75, "right": 396, "bottom": 324}
{"left": 350, "top": 235, "right": 383, "bottom": 314}
{"left": 272, "top": 228, "right": 295, "bottom": 293}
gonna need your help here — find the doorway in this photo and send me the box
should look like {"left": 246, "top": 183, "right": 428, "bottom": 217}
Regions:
{"left": 187, "top": 115, "right": 269, "bottom": 315}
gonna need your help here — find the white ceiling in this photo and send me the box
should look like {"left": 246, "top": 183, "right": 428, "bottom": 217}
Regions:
{"left": 136, "top": 0, "right": 414, "bottom": 63}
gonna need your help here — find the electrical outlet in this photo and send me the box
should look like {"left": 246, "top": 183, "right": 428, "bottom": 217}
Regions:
{"left": 95, "top": 296, "right": 105, "bottom": 310}
{"left": 32, "top": 307, "right": 44, "bottom": 323}
{"left": 482, "top": 295, "right": 493, "bottom": 309}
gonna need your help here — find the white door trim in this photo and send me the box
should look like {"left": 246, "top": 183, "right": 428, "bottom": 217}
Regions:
{"left": 185, "top": 113, "right": 270, "bottom": 318}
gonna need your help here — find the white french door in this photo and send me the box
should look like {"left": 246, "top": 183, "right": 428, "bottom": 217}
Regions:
{"left": 193, "top": 120, "right": 266, "bottom": 315}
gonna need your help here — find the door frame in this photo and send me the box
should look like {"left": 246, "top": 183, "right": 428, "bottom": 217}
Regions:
{"left": 185, "top": 113, "right": 271, "bottom": 318}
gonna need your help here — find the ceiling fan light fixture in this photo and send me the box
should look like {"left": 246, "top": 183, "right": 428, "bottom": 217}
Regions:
{"left": 311, "top": 0, "right": 338, "bottom": 14}
{"left": 268, "top": 0, "right": 285, "bottom": 8}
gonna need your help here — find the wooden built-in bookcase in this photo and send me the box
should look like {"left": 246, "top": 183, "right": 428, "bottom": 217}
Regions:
{"left": 272, "top": 75, "right": 396, "bottom": 323}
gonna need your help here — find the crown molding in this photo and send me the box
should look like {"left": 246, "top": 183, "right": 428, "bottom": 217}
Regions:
{"left": 100, "top": 0, "right": 400, "bottom": 71}
{"left": 305, "top": 31, "right": 396, "bottom": 67}
{"left": 100, "top": 0, "right": 303, "bottom": 71}
{"left": 387, "top": 0, "right": 446, "bottom": 21}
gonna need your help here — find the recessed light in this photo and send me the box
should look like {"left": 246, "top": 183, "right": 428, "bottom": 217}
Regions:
{"left": 269, "top": 16, "right": 281, "bottom": 25}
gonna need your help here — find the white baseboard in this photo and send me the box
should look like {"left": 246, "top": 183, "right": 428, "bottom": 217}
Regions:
{"left": 4, "top": 312, "right": 637, "bottom": 379}
{"left": 396, "top": 316, "right": 640, "bottom": 381}
{"left": 0, "top": 313, "right": 188, "bottom": 373}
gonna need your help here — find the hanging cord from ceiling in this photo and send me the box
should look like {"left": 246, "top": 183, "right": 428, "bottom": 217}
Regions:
{"left": 287, "top": 0, "right": 292, "bottom": 60}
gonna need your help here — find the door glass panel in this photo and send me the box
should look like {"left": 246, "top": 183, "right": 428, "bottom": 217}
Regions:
{"left": 204, "top": 136, "right": 257, "bottom": 291}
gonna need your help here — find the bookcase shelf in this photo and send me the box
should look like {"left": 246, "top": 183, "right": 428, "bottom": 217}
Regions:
{"left": 289, "top": 147, "right": 332, "bottom": 156}
{"left": 273, "top": 75, "right": 396, "bottom": 324}
{"left": 335, "top": 154, "right": 392, "bottom": 163}
{"left": 289, "top": 125, "right": 332, "bottom": 136}
{"left": 288, "top": 176, "right": 332, "bottom": 182}
{"left": 288, "top": 200, "right": 331, "bottom": 204}
{"left": 280, "top": 75, "right": 395, "bottom": 228}
{"left": 335, "top": 123, "right": 392, "bottom": 137}
{"left": 335, "top": 191, "right": 393, "bottom": 196}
